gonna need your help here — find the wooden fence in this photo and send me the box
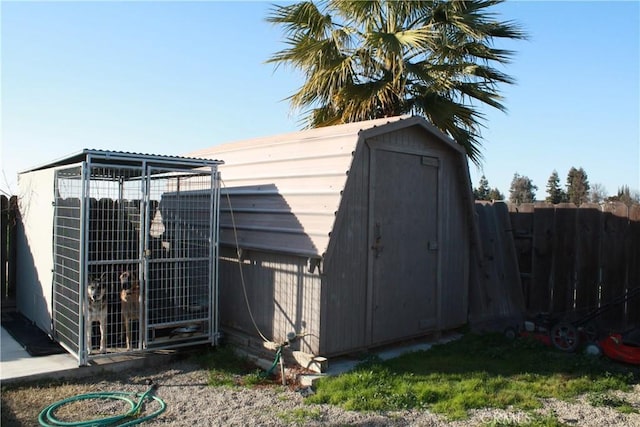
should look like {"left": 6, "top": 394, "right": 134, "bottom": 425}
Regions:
{"left": 1, "top": 195, "right": 18, "bottom": 309}
{"left": 507, "top": 201, "right": 640, "bottom": 331}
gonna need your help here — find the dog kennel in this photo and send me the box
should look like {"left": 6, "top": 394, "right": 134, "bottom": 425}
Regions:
{"left": 17, "top": 150, "right": 222, "bottom": 365}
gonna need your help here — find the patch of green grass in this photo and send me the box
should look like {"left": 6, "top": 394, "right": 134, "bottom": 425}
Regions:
{"left": 307, "top": 333, "right": 639, "bottom": 420}
{"left": 587, "top": 392, "right": 638, "bottom": 414}
{"left": 193, "top": 345, "right": 272, "bottom": 387}
{"left": 277, "top": 407, "right": 322, "bottom": 425}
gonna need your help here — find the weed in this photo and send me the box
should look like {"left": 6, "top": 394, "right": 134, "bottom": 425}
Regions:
{"left": 277, "top": 407, "right": 322, "bottom": 425}
{"left": 244, "top": 369, "right": 268, "bottom": 386}
{"left": 194, "top": 345, "right": 270, "bottom": 387}
{"left": 587, "top": 392, "right": 638, "bottom": 414}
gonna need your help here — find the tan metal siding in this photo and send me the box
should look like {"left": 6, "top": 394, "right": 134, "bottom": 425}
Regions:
{"left": 188, "top": 117, "right": 407, "bottom": 258}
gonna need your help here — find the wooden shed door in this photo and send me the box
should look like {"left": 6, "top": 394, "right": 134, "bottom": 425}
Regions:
{"left": 370, "top": 149, "right": 439, "bottom": 345}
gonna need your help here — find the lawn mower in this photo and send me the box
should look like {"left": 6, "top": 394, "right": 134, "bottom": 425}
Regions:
{"left": 518, "top": 286, "right": 640, "bottom": 365}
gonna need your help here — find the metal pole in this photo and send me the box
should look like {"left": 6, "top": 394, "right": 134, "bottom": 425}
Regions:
{"left": 140, "top": 161, "right": 149, "bottom": 350}
{"left": 79, "top": 160, "right": 90, "bottom": 366}
{"left": 212, "top": 169, "right": 221, "bottom": 345}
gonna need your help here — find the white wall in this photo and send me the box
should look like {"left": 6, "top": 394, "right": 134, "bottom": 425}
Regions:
{"left": 16, "top": 168, "right": 56, "bottom": 333}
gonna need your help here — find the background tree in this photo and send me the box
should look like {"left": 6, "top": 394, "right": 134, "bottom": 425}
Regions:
{"left": 267, "top": 0, "right": 527, "bottom": 165}
{"left": 487, "top": 187, "right": 505, "bottom": 201}
{"left": 607, "top": 185, "right": 640, "bottom": 206}
{"left": 509, "top": 173, "right": 537, "bottom": 205}
{"left": 566, "top": 167, "right": 590, "bottom": 206}
{"left": 474, "top": 175, "right": 504, "bottom": 201}
{"left": 474, "top": 175, "right": 490, "bottom": 200}
{"left": 545, "top": 170, "right": 567, "bottom": 204}
{"left": 589, "top": 183, "right": 607, "bottom": 204}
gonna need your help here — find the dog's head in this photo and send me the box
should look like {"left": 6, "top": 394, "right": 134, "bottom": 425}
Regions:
{"left": 119, "top": 271, "right": 139, "bottom": 302}
{"left": 87, "top": 276, "right": 106, "bottom": 303}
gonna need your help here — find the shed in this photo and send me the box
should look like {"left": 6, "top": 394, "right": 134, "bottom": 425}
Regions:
{"left": 189, "top": 115, "right": 477, "bottom": 358}
{"left": 16, "top": 150, "right": 222, "bottom": 365}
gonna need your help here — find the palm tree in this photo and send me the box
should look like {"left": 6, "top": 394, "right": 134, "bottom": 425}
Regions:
{"left": 266, "top": 0, "right": 526, "bottom": 165}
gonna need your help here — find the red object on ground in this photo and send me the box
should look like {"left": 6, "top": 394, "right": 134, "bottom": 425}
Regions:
{"left": 599, "top": 334, "right": 640, "bottom": 365}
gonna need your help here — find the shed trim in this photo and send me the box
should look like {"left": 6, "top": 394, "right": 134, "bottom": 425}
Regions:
{"left": 358, "top": 116, "right": 465, "bottom": 156}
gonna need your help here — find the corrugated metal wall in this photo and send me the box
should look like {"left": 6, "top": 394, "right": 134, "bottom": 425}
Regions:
{"left": 189, "top": 117, "right": 405, "bottom": 258}
{"left": 204, "top": 133, "right": 355, "bottom": 256}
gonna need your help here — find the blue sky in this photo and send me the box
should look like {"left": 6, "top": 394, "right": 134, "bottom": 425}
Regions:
{"left": 1, "top": 0, "right": 639, "bottom": 198}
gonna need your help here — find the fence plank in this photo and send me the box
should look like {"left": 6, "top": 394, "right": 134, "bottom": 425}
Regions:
{"left": 509, "top": 203, "right": 534, "bottom": 311}
{"left": 495, "top": 202, "right": 526, "bottom": 315}
{"left": 530, "top": 203, "right": 556, "bottom": 313}
{"left": 626, "top": 205, "right": 640, "bottom": 328}
{"left": 574, "top": 203, "right": 602, "bottom": 316}
{"left": 600, "top": 202, "right": 629, "bottom": 329}
{"left": 550, "top": 204, "right": 577, "bottom": 316}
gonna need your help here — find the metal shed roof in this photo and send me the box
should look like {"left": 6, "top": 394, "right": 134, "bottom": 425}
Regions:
{"left": 188, "top": 115, "right": 465, "bottom": 258}
{"left": 19, "top": 149, "right": 223, "bottom": 175}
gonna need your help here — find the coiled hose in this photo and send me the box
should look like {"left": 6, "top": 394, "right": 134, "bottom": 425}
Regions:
{"left": 38, "top": 383, "right": 166, "bottom": 427}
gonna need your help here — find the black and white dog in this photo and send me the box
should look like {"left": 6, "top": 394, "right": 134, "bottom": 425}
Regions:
{"left": 86, "top": 274, "right": 108, "bottom": 354}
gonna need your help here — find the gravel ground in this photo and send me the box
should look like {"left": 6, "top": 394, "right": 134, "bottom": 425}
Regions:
{"left": 3, "top": 359, "right": 640, "bottom": 426}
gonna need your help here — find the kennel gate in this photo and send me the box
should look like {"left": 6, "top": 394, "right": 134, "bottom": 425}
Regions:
{"left": 51, "top": 151, "right": 222, "bottom": 365}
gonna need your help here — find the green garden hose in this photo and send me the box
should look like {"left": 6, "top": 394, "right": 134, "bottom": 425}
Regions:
{"left": 38, "top": 383, "right": 166, "bottom": 427}
{"left": 262, "top": 345, "right": 283, "bottom": 378}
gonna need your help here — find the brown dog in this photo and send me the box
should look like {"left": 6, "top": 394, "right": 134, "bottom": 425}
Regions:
{"left": 119, "top": 271, "right": 140, "bottom": 351}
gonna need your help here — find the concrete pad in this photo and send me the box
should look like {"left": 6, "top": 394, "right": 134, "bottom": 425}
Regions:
{"left": 1, "top": 326, "right": 78, "bottom": 382}
{"left": 0, "top": 326, "right": 174, "bottom": 384}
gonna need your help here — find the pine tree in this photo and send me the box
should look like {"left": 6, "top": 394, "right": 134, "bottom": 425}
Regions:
{"left": 487, "top": 188, "right": 505, "bottom": 201}
{"left": 509, "top": 173, "right": 537, "bottom": 205}
{"left": 474, "top": 175, "right": 490, "bottom": 200}
{"left": 545, "top": 170, "right": 566, "bottom": 204}
{"left": 608, "top": 185, "right": 640, "bottom": 206}
{"left": 474, "top": 175, "right": 504, "bottom": 201}
{"left": 566, "top": 167, "right": 590, "bottom": 206}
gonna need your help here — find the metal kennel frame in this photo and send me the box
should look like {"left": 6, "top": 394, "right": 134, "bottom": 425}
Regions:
{"left": 51, "top": 150, "right": 222, "bottom": 365}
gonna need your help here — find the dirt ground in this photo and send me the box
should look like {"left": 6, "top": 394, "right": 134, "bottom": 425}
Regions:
{"left": 2, "top": 358, "right": 640, "bottom": 426}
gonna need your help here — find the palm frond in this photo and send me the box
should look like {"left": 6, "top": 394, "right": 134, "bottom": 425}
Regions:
{"left": 266, "top": 1, "right": 332, "bottom": 39}
{"left": 267, "top": 0, "right": 526, "bottom": 164}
